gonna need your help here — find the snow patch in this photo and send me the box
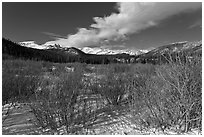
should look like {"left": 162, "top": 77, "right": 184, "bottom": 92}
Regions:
{"left": 80, "top": 47, "right": 149, "bottom": 55}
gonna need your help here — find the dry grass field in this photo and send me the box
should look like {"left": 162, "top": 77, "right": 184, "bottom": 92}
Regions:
{"left": 2, "top": 56, "right": 202, "bottom": 135}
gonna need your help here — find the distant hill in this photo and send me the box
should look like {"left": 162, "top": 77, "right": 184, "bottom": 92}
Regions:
{"left": 135, "top": 41, "right": 202, "bottom": 64}
{"left": 3, "top": 38, "right": 87, "bottom": 63}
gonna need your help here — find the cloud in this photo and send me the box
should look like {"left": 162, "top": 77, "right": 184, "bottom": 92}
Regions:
{"left": 46, "top": 2, "right": 201, "bottom": 48}
{"left": 188, "top": 18, "right": 202, "bottom": 29}
{"left": 42, "top": 32, "right": 67, "bottom": 39}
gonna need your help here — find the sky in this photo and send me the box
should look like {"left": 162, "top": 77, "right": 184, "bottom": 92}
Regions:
{"left": 2, "top": 2, "right": 202, "bottom": 50}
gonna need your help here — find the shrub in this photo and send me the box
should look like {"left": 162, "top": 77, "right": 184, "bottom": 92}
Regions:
{"left": 153, "top": 55, "right": 202, "bottom": 132}
{"left": 96, "top": 69, "right": 132, "bottom": 107}
{"left": 129, "top": 54, "right": 202, "bottom": 133}
{"left": 29, "top": 68, "right": 87, "bottom": 134}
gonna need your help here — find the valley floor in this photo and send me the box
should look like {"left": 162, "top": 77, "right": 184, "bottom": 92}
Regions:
{"left": 2, "top": 60, "right": 202, "bottom": 135}
{"left": 2, "top": 103, "right": 201, "bottom": 135}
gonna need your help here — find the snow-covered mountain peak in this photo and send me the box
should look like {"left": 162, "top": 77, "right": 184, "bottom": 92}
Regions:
{"left": 170, "top": 41, "right": 188, "bottom": 45}
{"left": 18, "top": 40, "right": 201, "bottom": 57}
{"left": 19, "top": 41, "right": 149, "bottom": 55}
{"left": 19, "top": 41, "right": 47, "bottom": 49}
{"left": 19, "top": 41, "right": 35, "bottom": 44}
{"left": 79, "top": 47, "right": 149, "bottom": 55}
{"left": 19, "top": 41, "right": 64, "bottom": 50}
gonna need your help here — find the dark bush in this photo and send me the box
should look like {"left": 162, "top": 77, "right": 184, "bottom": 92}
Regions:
{"left": 2, "top": 60, "right": 42, "bottom": 104}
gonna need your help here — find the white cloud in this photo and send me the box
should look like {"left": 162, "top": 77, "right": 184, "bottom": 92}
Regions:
{"left": 45, "top": 2, "right": 201, "bottom": 48}
{"left": 188, "top": 18, "right": 202, "bottom": 29}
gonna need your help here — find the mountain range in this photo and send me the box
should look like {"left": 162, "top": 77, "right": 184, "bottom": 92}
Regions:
{"left": 19, "top": 41, "right": 149, "bottom": 55}
{"left": 3, "top": 38, "right": 202, "bottom": 64}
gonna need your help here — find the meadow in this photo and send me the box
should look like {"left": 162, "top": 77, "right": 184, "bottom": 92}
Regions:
{"left": 2, "top": 55, "right": 202, "bottom": 134}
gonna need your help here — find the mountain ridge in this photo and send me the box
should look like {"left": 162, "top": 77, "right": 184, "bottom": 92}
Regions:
{"left": 19, "top": 41, "right": 149, "bottom": 56}
{"left": 4, "top": 38, "right": 202, "bottom": 64}
{"left": 19, "top": 40, "right": 201, "bottom": 56}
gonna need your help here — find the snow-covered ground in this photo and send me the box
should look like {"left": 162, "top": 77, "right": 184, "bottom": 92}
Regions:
{"left": 2, "top": 102, "right": 202, "bottom": 135}
{"left": 2, "top": 69, "right": 202, "bottom": 135}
